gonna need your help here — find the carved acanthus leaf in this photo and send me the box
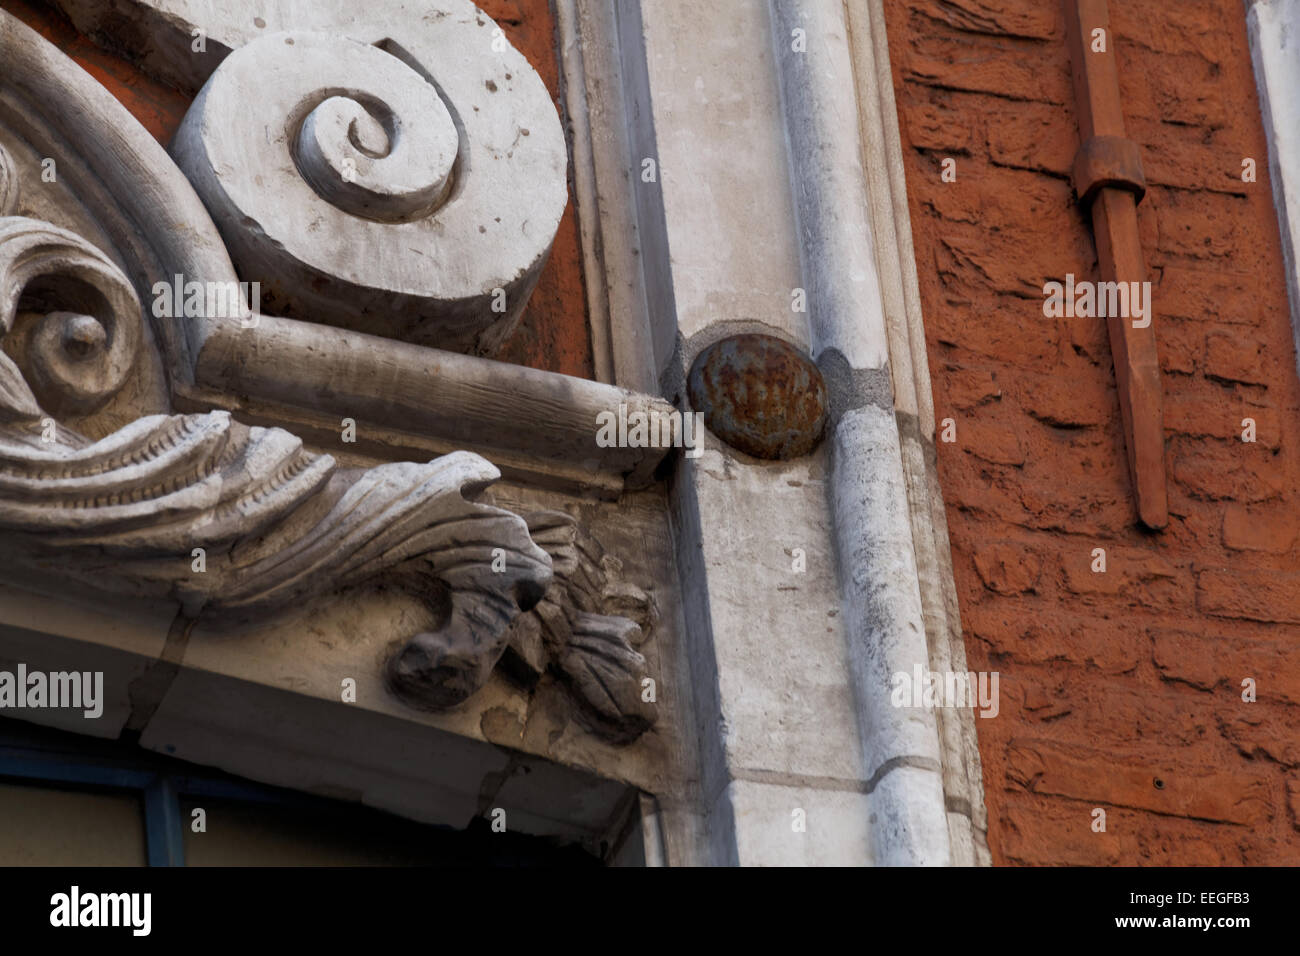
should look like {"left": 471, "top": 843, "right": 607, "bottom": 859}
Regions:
{"left": 503, "top": 512, "right": 659, "bottom": 743}
{"left": 0, "top": 216, "right": 655, "bottom": 743}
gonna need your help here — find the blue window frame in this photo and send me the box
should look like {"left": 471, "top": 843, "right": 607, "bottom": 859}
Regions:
{"left": 0, "top": 722, "right": 343, "bottom": 866}
{"left": 0, "top": 719, "right": 604, "bottom": 866}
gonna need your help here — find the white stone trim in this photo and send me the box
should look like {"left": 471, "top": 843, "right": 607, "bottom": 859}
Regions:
{"left": 768, "top": 0, "right": 993, "bottom": 866}
{"left": 847, "top": 0, "right": 991, "bottom": 866}
{"left": 1247, "top": 0, "right": 1300, "bottom": 378}
{"left": 587, "top": 0, "right": 992, "bottom": 863}
{"left": 555, "top": 0, "right": 651, "bottom": 389}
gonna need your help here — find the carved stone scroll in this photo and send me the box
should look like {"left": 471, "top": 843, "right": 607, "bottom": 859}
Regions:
{"left": 171, "top": 27, "right": 569, "bottom": 355}
{"left": 0, "top": 7, "right": 659, "bottom": 746}
{"left": 5, "top": 5, "right": 675, "bottom": 495}
{"left": 0, "top": 217, "right": 141, "bottom": 423}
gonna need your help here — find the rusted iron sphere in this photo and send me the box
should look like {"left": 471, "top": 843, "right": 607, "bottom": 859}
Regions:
{"left": 686, "top": 333, "right": 828, "bottom": 460}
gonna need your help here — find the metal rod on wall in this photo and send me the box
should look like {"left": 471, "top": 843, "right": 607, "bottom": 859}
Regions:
{"left": 1064, "top": 0, "right": 1169, "bottom": 530}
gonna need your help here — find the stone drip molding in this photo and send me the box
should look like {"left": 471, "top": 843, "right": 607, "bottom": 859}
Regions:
{"left": 769, "top": 0, "right": 991, "bottom": 865}
{"left": 0, "top": 8, "right": 662, "bottom": 745}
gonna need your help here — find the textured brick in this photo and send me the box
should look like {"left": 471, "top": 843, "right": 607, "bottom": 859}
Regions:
{"left": 1197, "top": 569, "right": 1300, "bottom": 624}
{"left": 1110, "top": 0, "right": 1225, "bottom": 63}
{"left": 1157, "top": 266, "right": 1260, "bottom": 325}
{"left": 1014, "top": 495, "right": 1132, "bottom": 536}
{"left": 1017, "top": 369, "right": 1112, "bottom": 427}
{"left": 1204, "top": 330, "right": 1270, "bottom": 386}
{"left": 902, "top": 34, "right": 1070, "bottom": 104}
{"left": 905, "top": 101, "right": 972, "bottom": 153}
{"left": 960, "top": 418, "right": 1026, "bottom": 465}
{"left": 911, "top": 0, "right": 1058, "bottom": 40}
{"left": 929, "top": 290, "right": 1062, "bottom": 367}
{"left": 937, "top": 233, "right": 1054, "bottom": 299}
{"left": 934, "top": 448, "right": 1028, "bottom": 518}
{"left": 973, "top": 541, "right": 1041, "bottom": 594}
{"left": 943, "top": 366, "right": 1002, "bottom": 410}
{"left": 1152, "top": 627, "right": 1300, "bottom": 705}
{"left": 922, "top": 176, "right": 982, "bottom": 225}
{"left": 997, "top": 798, "right": 1127, "bottom": 865}
{"left": 1121, "top": 49, "right": 1226, "bottom": 127}
{"left": 1158, "top": 322, "right": 1199, "bottom": 374}
{"left": 1164, "top": 394, "right": 1281, "bottom": 449}
{"left": 1222, "top": 504, "right": 1298, "bottom": 553}
{"left": 1132, "top": 121, "right": 1248, "bottom": 196}
{"left": 1171, "top": 441, "right": 1284, "bottom": 502}
{"left": 1221, "top": 711, "right": 1300, "bottom": 769}
{"left": 1058, "top": 546, "right": 1179, "bottom": 595}
{"left": 886, "top": 0, "right": 1300, "bottom": 866}
{"left": 1007, "top": 740, "right": 1272, "bottom": 825}
{"left": 988, "top": 102, "right": 1073, "bottom": 175}
{"left": 1155, "top": 190, "right": 1244, "bottom": 261}
{"left": 1035, "top": 679, "right": 1214, "bottom": 747}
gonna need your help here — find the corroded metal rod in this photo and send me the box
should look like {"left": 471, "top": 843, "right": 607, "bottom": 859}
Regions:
{"left": 1064, "top": 0, "right": 1168, "bottom": 530}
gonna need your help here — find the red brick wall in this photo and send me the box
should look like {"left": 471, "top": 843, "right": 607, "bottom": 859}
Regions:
{"left": 882, "top": 0, "right": 1300, "bottom": 863}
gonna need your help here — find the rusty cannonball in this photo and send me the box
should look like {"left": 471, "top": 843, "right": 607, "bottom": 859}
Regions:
{"left": 686, "top": 333, "right": 828, "bottom": 460}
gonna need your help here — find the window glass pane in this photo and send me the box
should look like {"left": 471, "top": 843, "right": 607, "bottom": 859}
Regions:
{"left": 181, "top": 796, "right": 460, "bottom": 866}
{"left": 0, "top": 781, "right": 147, "bottom": 866}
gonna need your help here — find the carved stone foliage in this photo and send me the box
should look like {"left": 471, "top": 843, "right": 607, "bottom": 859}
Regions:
{"left": 498, "top": 512, "right": 659, "bottom": 744}
{"left": 0, "top": 143, "right": 16, "bottom": 216}
{"left": 0, "top": 6, "right": 658, "bottom": 746}
{"left": 0, "top": 210, "right": 654, "bottom": 740}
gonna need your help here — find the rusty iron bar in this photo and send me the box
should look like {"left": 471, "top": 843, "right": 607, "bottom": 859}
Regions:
{"left": 1064, "top": 0, "right": 1168, "bottom": 530}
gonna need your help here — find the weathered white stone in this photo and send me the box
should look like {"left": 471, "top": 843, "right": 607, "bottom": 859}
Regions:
{"left": 172, "top": 25, "right": 569, "bottom": 354}
{"left": 635, "top": 0, "right": 806, "bottom": 351}
{"left": 768, "top": 0, "right": 984, "bottom": 865}
{"left": 846, "top": 0, "right": 989, "bottom": 864}
{"left": 721, "top": 779, "right": 874, "bottom": 867}
{"left": 0, "top": 3, "right": 688, "bottom": 858}
{"left": 684, "top": 445, "right": 867, "bottom": 784}
{"left": 0, "top": 0, "right": 993, "bottom": 869}
{"left": 138, "top": 663, "right": 635, "bottom": 847}
{"left": 2, "top": 7, "right": 674, "bottom": 493}
{"left": 0, "top": 581, "right": 173, "bottom": 738}
{"left": 1248, "top": 0, "right": 1300, "bottom": 378}
{"left": 0, "top": 142, "right": 16, "bottom": 216}
{"left": 0, "top": 218, "right": 141, "bottom": 419}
